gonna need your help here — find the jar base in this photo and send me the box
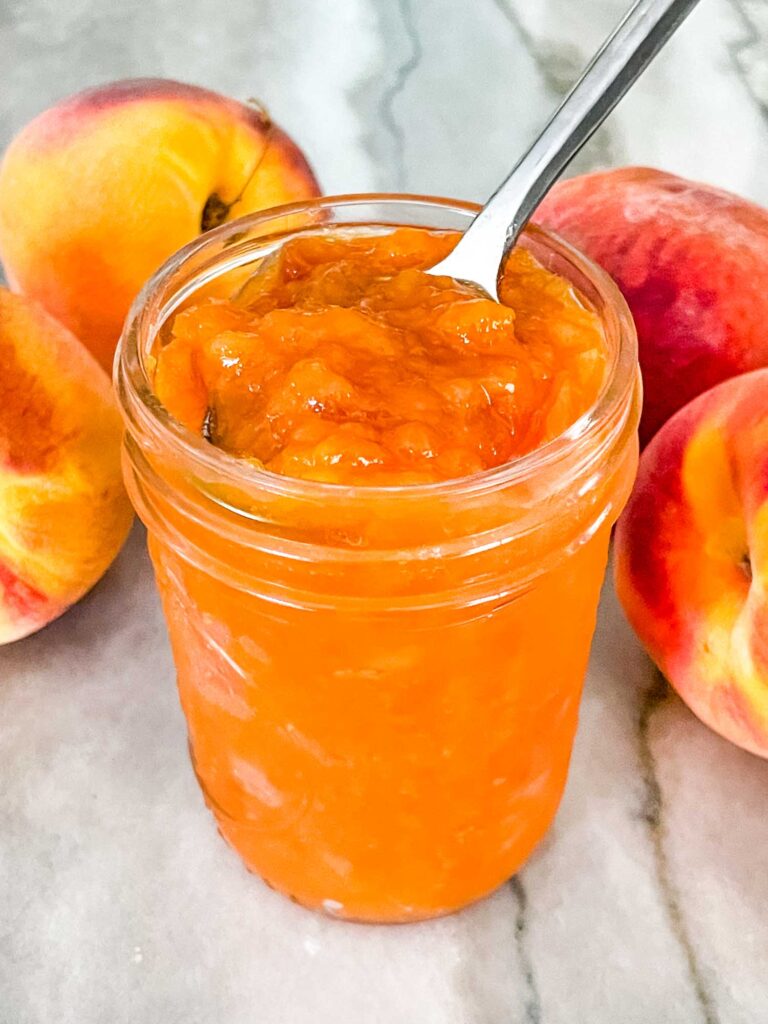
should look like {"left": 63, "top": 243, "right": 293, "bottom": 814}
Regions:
{"left": 207, "top": 812, "right": 526, "bottom": 924}
{"left": 234, "top": 839, "right": 508, "bottom": 925}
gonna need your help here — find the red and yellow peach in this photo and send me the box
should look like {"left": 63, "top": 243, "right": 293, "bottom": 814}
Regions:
{"left": 537, "top": 167, "right": 768, "bottom": 446}
{"left": 615, "top": 369, "right": 768, "bottom": 757}
{"left": 0, "top": 78, "right": 320, "bottom": 370}
{"left": 0, "top": 288, "right": 133, "bottom": 643}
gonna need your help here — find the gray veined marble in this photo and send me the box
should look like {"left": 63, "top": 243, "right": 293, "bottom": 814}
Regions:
{"left": 2, "top": 1, "right": 768, "bottom": 1022}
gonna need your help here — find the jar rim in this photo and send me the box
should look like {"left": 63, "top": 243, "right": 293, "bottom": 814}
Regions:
{"left": 115, "top": 192, "right": 638, "bottom": 504}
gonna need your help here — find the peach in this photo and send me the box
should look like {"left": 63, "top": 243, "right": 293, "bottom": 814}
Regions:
{"left": 536, "top": 168, "right": 768, "bottom": 446}
{"left": 614, "top": 369, "right": 768, "bottom": 757}
{"left": 0, "top": 288, "right": 133, "bottom": 643}
{"left": 0, "top": 78, "right": 320, "bottom": 371}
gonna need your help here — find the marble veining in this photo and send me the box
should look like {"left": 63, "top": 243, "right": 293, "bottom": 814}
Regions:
{"left": 2, "top": 1, "right": 768, "bottom": 1022}
{"left": 637, "top": 676, "right": 719, "bottom": 1024}
{"left": 727, "top": 0, "right": 768, "bottom": 123}
{"left": 509, "top": 876, "right": 542, "bottom": 1024}
{"left": 377, "top": 0, "right": 422, "bottom": 190}
{"left": 491, "top": 0, "right": 621, "bottom": 172}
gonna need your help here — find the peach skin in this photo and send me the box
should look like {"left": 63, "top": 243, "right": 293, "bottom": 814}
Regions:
{"left": 0, "top": 78, "right": 320, "bottom": 370}
{"left": 537, "top": 168, "right": 768, "bottom": 446}
{"left": 0, "top": 288, "right": 133, "bottom": 643}
{"left": 615, "top": 369, "right": 768, "bottom": 757}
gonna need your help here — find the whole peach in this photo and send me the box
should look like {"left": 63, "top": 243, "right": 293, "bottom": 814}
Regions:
{"left": 615, "top": 369, "right": 768, "bottom": 757}
{"left": 536, "top": 168, "right": 768, "bottom": 446}
{"left": 0, "top": 78, "right": 320, "bottom": 370}
{"left": 0, "top": 288, "right": 133, "bottom": 643}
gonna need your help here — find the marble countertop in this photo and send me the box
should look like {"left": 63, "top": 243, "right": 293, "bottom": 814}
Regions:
{"left": 3, "top": 1, "right": 768, "bottom": 1021}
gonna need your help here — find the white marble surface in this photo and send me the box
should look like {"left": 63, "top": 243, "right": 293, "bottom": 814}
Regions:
{"left": 2, "top": 1, "right": 768, "bottom": 1021}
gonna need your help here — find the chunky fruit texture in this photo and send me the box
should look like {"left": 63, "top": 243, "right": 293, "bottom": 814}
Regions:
{"left": 0, "top": 288, "right": 133, "bottom": 643}
{"left": 537, "top": 167, "right": 768, "bottom": 446}
{"left": 0, "top": 78, "right": 320, "bottom": 370}
{"left": 154, "top": 227, "right": 607, "bottom": 485}
{"left": 615, "top": 369, "right": 768, "bottom": 757}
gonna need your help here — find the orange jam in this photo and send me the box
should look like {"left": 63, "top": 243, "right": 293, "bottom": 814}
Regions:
{"left": 154, "top": 229, "right": 607, "bottom": 485}
{"left": 124, "top": 217, "right": 638, "bottom": 923}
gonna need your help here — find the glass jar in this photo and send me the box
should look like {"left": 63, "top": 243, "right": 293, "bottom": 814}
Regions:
{"left": 116, "top": 195, "right": 640, "bottom": 923}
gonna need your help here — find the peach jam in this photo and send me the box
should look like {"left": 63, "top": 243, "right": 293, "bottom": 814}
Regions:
{"left": 117, "top": 197, "right": 640, "bottom": 922}
{"left": 154, "top": 229, "right": 607, "bottom": 484}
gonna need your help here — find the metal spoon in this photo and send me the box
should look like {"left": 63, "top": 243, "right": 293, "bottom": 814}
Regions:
{"left": 428, "top": 0, "right": 701, "bottom": 299}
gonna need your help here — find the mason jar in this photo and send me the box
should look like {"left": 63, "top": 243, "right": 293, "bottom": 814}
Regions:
{"left": 115, "top": 195, "right": 640, "bottom": 923}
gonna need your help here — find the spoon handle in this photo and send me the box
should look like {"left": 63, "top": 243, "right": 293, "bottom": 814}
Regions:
{"left": 432, "top": 0, "right": 701, "bottom": 295}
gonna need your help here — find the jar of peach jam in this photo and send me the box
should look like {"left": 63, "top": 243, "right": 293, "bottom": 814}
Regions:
{"left": 116, "top": 195, "right": 640, "bottom": 923}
